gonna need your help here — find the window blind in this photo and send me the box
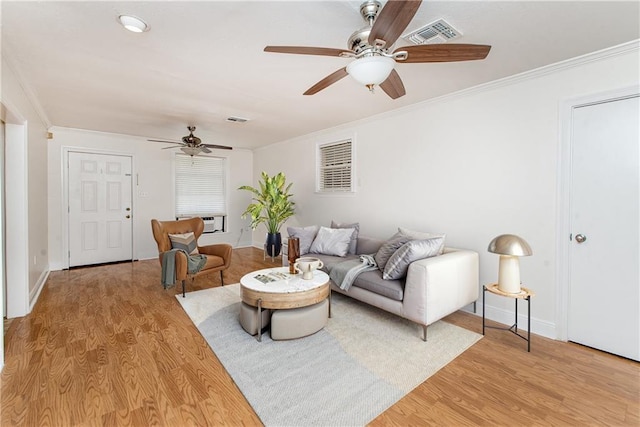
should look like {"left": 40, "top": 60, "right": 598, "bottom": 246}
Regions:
{"left": 175, "top": 154, "right": 226, "bottom": 217}
{"left": 318, "top": 140, "right": 353, "bottom": 192}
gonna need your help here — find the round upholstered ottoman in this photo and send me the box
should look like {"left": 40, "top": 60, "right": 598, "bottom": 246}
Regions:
{"left": 270, "top": 299, "right": 329, "bottom": 340}
{"left": 239, "top": 302, "right": 271, "bottom": 336}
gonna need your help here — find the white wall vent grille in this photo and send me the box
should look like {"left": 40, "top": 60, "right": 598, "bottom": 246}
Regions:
{"left": 226, "top": 116, "right": 249, "bottom": 123}
{"left": 402, "top": 19, "right": 462, "bottom": 45}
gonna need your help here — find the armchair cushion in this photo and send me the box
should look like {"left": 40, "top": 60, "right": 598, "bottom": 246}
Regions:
{"left": 169, "top": 232, "right": 199, "bottom": 255}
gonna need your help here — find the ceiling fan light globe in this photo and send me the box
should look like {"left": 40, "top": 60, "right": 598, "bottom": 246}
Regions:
{"left": 346, "top": 55, "right": 395, "bottom": 86}
{"left": 181, "top": 146, "right": 201, "bottom": 157}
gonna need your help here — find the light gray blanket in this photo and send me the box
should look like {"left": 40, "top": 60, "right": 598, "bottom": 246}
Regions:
{"left": 329, "top": 254, "right": 378, "bottom": 291}
{"left": 161, "top": 249, "right": 207, "bottom": 288}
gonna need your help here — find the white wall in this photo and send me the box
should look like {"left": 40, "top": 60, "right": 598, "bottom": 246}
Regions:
{"left": 47, "top": 127, "right": 254, "bottom": 269}
{"left": 252, "top": 44, "right": 640, "bottom": 339}
{"left": 1, "top": 56, "right": 50, "bottom": 319}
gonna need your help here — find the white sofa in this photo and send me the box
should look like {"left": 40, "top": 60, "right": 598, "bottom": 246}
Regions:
{"left": 312, "top": 236, "right": 479, "bottom": 340}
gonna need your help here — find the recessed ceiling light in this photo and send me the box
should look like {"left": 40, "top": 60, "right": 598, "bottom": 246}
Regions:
{"left": 118, "top": 15, "right": 149, "bottom": 33}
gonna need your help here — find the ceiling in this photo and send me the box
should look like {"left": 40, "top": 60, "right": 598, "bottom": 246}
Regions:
{"left": 2, "top": 1, "right": 639, "bottom": 150}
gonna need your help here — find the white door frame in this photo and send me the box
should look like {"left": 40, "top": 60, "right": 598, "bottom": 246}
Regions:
{"left": 1, "top": 101, "right": 29, "bottom": 321}
{"left": 62, "top": 147, "right": 137, "bottom": 269}
{"left": 556, "top": 85, "right": 639, "bottom": 341}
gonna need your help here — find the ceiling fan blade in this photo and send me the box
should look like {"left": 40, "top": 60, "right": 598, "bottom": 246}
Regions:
{"left": 264, "top": 46, "right": 353, "bottom": 57}
{"left": 202, "top": 144, "right": 233, "bottom": 150}
{"left": 397, "top": 44, "right": 492, "bottom": 63}
{"left": 379, "top": 69, "right": 406, "bottom": 99}
{"left": 161, "top": 145, "right": 184, "bottom": 150}
{"left": 368, "top": 0, "right": 422, "bottom": 47}
{"left": 304, "top": 67, "right": 349, "bottom": 95}
{"left": 199, "top": 146, "right": 212, "bottom": 154}
{"left": 148, "top": 139, "right": 180, "bottom": 144}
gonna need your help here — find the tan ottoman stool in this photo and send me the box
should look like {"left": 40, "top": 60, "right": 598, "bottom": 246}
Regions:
{"left": 239, "top": 302, "right": 271, "bottom": 336}
{"left": 270, "top": 299, "right": 329, "bottom": 340}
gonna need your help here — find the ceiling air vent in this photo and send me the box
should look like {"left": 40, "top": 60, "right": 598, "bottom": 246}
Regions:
{"left": 226, "top": 116, "right": 249, "bottom": 123}
{"left": 402, "top": 19, "right": 461, "bottom": 45}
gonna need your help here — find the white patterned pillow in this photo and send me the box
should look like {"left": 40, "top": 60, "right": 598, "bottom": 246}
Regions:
{"left": 309, "top": 226, "right": 354, "bottom": 257}
{"left": 382, "top": 237, "right": 444, "bottom": 280}
{"left": 287, "top": 225, "right": 320, "bottom": 255}
{"left": 168, "top": 232, "right": 199, "bottom": 255}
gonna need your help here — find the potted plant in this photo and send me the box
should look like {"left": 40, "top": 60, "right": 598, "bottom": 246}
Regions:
{"left": 239, "top": 171, "right": 295, "bottom": 257}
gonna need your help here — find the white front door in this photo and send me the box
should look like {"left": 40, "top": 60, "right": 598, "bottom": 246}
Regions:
{"left": 68, "top": 152, "right": 133, "bottom": 267}
{"left": 568, "top": 95, "right": 639, "bottom": 361}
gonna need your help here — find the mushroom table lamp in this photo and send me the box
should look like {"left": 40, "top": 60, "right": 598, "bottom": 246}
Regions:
{"left": 488, "top": 234, "right": 533, "bottom": 294}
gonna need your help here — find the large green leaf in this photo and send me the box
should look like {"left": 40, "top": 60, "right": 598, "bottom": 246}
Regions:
{"left": 238, "top": 172, "right": 295, "bottom": 233}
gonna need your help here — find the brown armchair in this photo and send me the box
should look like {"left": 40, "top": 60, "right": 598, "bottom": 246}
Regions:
{"left": 151, "top": 217, "right": 232, "bottom": 297}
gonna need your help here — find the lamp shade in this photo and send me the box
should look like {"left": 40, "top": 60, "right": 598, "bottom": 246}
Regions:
{"left": 180, "top": 146, "right": 201, "bottom": 157}
{"left": 488, "top": 234, "right": 532, "bottom": 294}
{"left": 488, "top": 234, "right": 533, "bottom": 256}
{"left": 346, "top": 56, "right": 395, "bottom": 86}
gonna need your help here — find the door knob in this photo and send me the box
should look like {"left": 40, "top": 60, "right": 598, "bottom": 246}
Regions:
{"left": 575, "top": 234, "right": 587, "bottom": 243}
{"left": 125, "top": 215, "right": 131, "bottom": 219}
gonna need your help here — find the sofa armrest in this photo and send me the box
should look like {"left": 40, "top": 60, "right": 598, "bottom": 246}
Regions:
{"left": 403, "top": 248, "right": 479, "bottom": 325}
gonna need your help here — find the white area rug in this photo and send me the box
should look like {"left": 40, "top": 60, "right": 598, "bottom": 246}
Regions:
{"left": 177, "top": 284, "right": 481, "bottom": 426}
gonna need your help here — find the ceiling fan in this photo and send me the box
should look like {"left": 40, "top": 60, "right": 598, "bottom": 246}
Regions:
{"left": 148, "top": 126, "right": 232, "bottom": 156}
{"left": 264, "top": 0, "right": 491, "bottom": 99}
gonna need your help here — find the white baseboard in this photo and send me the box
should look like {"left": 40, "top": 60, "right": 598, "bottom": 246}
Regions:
{"left": 473, "top": 302, "right": 556, "bottom": 340}
{"left": 29, "top": 267, "right": 50, "bottom": 311}
{"left": 48, "top": 262, "right": 65, "bottom": 271}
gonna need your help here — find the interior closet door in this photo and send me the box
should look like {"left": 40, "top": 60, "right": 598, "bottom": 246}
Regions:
{"left": 68, "top": 152, "right": 133, "bottom": 267}
{"left": 568, "top": 95, "right": 639, "bottom": 361}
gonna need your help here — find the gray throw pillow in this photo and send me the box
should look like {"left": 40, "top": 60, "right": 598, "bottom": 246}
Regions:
{"left": 309, "top": 226, "right": 354, "bottom": 257}
{"left": 374, "top": 231, "right": 413, "bottom": 270}
{"left": 287, "top": 225, "right": 320, "bottom": 255}
{"left": 383, "top": 237, "right": 445, "bottom": 280}
{"left": 331, "top": 220, "right": 359, "bottom": 254}
{"left": 398, "top": 227, "right": 446, "bottom": 255}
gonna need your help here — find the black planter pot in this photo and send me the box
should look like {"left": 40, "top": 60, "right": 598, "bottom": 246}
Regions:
{"left": 265, "top": 232, "right": 282, "bottom": 257}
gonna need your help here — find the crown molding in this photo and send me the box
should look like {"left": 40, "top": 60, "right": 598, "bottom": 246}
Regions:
{"left": 2, "top": 41, "right": 52, "bottom": 129}
{"left": 347, "top": 39, "right": 640, "bottom": 129}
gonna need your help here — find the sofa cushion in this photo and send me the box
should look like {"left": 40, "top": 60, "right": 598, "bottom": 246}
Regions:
{"left": 315, "top": 252, "right": 404, "bottom": 301}
{"left": 287, "top": 225, "right": 319, "bottom": 255}
{"left": 352, "top": 270, "right": 404, "bottom": 301}
{"left": 309, "top": 226, "right": 354, "bottom": 257}
{"left": 398, "top": 227, "right": 446, "bottom": 255}
{"left": 331, "top": 221, "right": 359, "bottom": 254}
{"left": 313, "top": 253, "right": 359, "bottom": 274}
{"left": 383, "top": 237, "right": 444, "bottom": 280}
{"left": 168, "top": 232, "right": 199, "bottom": 255}
{"left": 356, "top": 236, "right": 385, "bottom": 255}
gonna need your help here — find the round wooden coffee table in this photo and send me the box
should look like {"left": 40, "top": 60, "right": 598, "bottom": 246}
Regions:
{"left": 240, "top": 267, "right": 330, "bottom": 341}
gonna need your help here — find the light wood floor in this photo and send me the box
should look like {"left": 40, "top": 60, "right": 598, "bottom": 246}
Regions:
{"left": 2, "top": 248, "right": 638, "bottom": 426}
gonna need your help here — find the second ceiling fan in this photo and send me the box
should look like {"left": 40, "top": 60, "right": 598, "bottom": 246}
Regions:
{"left": 148, "top": 126, "right": 232, "bottom": 157}
{"left": 264, "top": 0, "right": 491, "bottom": 99}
